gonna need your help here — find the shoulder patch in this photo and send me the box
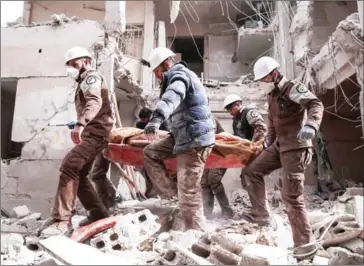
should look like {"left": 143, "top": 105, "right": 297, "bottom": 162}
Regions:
{"left": 296, "top": 84, "right": 308, "bottom": 94}
{"left": 86, "top": 75, "right": 98, "bottom": 85}
{"left": 246, "top": 109, "right": 262, "bottom": 125}
{"left": 249, "top": 111, "right": 259, "bottom": 118}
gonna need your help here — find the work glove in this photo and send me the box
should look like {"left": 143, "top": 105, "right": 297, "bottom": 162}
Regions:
{"left": 144, "top": 124, "right": 158, "bottom": 142}
{"left": 297, "top": 125, "right": 316, "bottom": 141}
{"left": 67, "top": 121, "right": 77, "bottom": 130}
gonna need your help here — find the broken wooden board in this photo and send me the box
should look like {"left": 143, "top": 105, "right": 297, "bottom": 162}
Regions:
{"left": 39, "top": 235, "right": 132, "bottom": 265}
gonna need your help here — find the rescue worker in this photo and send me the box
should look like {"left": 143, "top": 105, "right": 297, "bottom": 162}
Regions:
{"left": 136, "top": 107, "right": 169, "bottom": 198}
{"left": 136, "top": 107, "right": 169, "bottom": 131}
{"left": 244, "top": 56, "right": 324, "bottom": 253}
{"left": 223, "top": 94, "right": 267, "bottom": 188}
{"left": 201, "top": 117, "right": 234, "bottom": 219}
{"left": 45, "top": 46, "right": 116, "bottom": 234}
{"left": 143, "top": 47, "right": 215, "bottom": 231}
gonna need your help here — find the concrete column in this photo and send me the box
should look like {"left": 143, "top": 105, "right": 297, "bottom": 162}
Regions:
{"left": 276, "top": 1, "right": 294, "bottom": 79}
{"left": 22, "top": 1, "right": 32, "bottom": 25}
{"left": 104, "top": 1, "right": 126, "bottom": 34}
{"left": 141, "top": 1, "right": 155, "bottom": 92}
{"left": 357, "top": 1, "right": 363, "bottom": 37}
{"left": 157, "top": 21, "right": 166, "bottom": 47}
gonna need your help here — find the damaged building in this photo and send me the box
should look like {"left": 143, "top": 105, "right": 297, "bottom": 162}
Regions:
{"left": 1, "top": 1, "right": 364, "bottom": 265}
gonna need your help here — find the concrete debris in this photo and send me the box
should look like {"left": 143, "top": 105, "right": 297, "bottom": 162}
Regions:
{"left": 6, "top": 14, "right": 79, "bottom": 28}
{"left": 12, "top": 205, "right": 30, "bottom": 219}
{"left": 240, "top": 244, "right": 296, "bottom": 265}
{"left": 16, "top": 213, "right": 42, "bottom": 229}
{"left": 339, "top": 238, "right": 364, "bottom": 255}
{"left": 89, "top": 209, "right": 160, "bottom": 252}
{"left": 312, "top": 255, "right": 329, "bottom": 265}
{"left": 1, "top": 183, "right": 363, "bottom": 265}
{"left": 327, "top": 246, "right": 364, "bottom": 265}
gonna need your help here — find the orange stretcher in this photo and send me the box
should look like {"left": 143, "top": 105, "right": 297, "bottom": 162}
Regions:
{"left": 104, "top": 128, "right": 264, "bottom": 170}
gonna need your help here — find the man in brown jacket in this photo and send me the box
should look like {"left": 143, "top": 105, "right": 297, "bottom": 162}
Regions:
{"left": 44, "top": 46, "right": 116, "bottom": 234}
{"left": 245, "top": 56, "right": 324, "bottom": 253}
{"left": 223, "top": 94, "right": 267, "bottom": 188}
{"left": 201, "top": 117, "right": 234, "bottom": 219}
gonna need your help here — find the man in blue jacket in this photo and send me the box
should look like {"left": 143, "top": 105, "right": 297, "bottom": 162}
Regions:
{"left": 143, "top": 47, "right": 215, "bottom": 231}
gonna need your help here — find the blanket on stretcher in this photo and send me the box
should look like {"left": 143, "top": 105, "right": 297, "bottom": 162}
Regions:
{"left": 105, "top": 127, "right": 264, "bottom": 169}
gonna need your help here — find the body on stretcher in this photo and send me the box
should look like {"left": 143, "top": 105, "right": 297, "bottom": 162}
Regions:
{"left": 104, "top": 127, "right": 264, "bottom": 171}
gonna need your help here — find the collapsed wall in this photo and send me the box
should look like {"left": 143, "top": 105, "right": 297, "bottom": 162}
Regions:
{"left": 0, "top": 17, "right": 145, "bottom": 214}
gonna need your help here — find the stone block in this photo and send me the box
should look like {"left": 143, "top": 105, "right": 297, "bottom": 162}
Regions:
{"left": 11, "top": 205, "right": 30, "bottom": 219}
{"left": 17, "top": 213, "right": 41, "bottom": 229}
{"left": 240, "top": 244, "right": 293, "bottom": 265}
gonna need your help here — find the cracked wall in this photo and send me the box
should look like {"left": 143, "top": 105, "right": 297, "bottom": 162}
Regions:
{"left": 0, "top": 20, "right": 110, "bottom": 206}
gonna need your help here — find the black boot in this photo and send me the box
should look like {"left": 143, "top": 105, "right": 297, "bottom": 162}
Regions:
{"left": 202, "top": 188, "right": 215, "bottom": 219}
{"left": 214, "top": 187, "right": 234, "bottom": 219}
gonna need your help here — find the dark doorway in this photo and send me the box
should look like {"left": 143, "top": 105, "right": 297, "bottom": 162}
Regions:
{"left": 1, "top": 79, "right": 22, "bottom": 159}
{"left": 172, "top": 37, "right": 204, "bottom": 77}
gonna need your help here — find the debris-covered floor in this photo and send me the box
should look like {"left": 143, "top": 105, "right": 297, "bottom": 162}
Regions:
{"left": 1, "top": 184, "right": 363, "bottom": 265}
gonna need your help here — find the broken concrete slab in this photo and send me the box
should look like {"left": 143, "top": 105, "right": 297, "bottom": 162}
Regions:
{"left": 11, "top": 205, "right": 30, "bottom": 219}
{"left": 312, "top": 255, "right": 329, "bottom": 265}
{"left": 339, "top": 238, "right": 364, "bottom": 255}
{"left": 39, "top": 235, "right": 132, "bottom": 265}
{"left": 1, "top": 199, "right": 52, "bottom": 218}
{"left": 1, "top": 223, "right": 28, "bottom": 235}
{"left": 16, "top": 213, "right": 42, "bottom": 229}
{"left": 240, "top": 244, "right": 295, "bottom": 265}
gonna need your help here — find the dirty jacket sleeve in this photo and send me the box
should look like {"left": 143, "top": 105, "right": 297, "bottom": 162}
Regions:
{"left": 287, "top": 82, "right": 324, "bottom": 131}
{"left": 148, "top": 71, "right": 189, "bottom": 128}
{"left": 265, "top": 110, "right": 276, "bottom": 147}
{"left": 246, "top": 109, "right": 267, "bottom": 142}
{"left": 78, "top": 73, "right": 103, "bottom": 126}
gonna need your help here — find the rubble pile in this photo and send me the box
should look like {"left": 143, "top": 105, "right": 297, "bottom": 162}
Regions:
{"left": 1, "top": 185, "right": 363, "bottom": 265}
{"left": 6, "top": 14, "right": 80, "bottom": 28}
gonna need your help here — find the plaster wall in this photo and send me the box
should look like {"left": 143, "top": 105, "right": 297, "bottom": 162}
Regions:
{"left": 28, "top": 1, "right": 105, "bottom": 24}
{"left": 1, "top": 21, "right": 105, "bottom": 78}
{"left": 125, "top": 1, "right": 145, "bottom": 24}
{"left": 206, "top": 35, "right": 246, "bottom": 82}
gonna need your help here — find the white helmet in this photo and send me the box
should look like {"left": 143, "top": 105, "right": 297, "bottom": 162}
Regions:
{"left": 223, "top": 94, "right": 242, "bottom": 109}
{"left": 253, "top": 56, "right": 280, "bottom": 81}
{"left": 147, "top": 47, "right": 176, "bottom": 71}
{"left": 65, "top": 46, "right": 92, "bottom": 65}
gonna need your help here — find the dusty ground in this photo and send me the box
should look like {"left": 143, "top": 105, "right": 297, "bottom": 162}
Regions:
{"left": 1, "top": 185, "right": 363, "bottom": 265}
